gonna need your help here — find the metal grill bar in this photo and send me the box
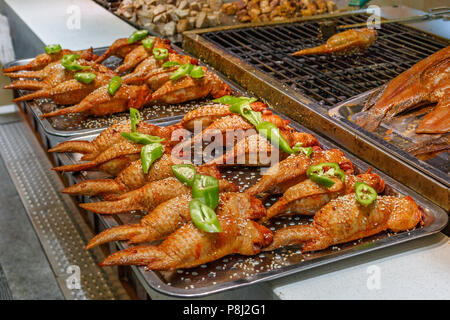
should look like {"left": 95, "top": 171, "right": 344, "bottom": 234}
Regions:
{"left": 202, "top": 14, "right": 448, "bottom": 106}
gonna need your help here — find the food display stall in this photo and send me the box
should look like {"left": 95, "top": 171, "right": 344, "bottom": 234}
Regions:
{"left": 0, "top": 0, "right": 448, "bottom": 302}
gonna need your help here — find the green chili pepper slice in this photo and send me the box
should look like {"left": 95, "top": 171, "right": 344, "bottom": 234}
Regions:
{"left": 121, "top": 132, "right": 165, "bottom": 144}
{"left": 192, "top": 175, "right": 220, "bottom": 210}
{"left": 170, "top": 63, "right": 193, "bottom": 80}
{"left": 189, "top": 199, "right": 222, "bottom": 233}
{"left": 212, "top": 96, "right": 257, "bottom": 106}
{"left": 307, "top": 162, "right": 346, "bottom": 188}
{"left": 128, "top": 30, "right": 149, "bottom": 43}
{"left": 355, "top": 181, "right": 377, "bottom": 206}
{"left": 171, "top": 164, "right": 197, "bottom": 187}
{"left": 141, "top": 143, "right": 164, "bottom": 174}
{"left": 45, "top": 44, "right": 62, "bottom": 54}
{"left": 189, "top": 66, "right": 204, "bottom": 79}
{"left": 292, "top": 142, "right": 313, "bottom": 157}
{"left": 129, "top": 108, "right": 141, "bottom": 132}
{"left": 229, "top": 102, "right": 262, "bottom": 127}
{"left": 74, "top": 72, "right": 96, "bottom": 84}
{"left": 162, "top": 61, "right": 181, "bottom": 68}
{"left": 256, "top": 121, "right": 294, "bottom": 154}
{"left": 153, "top": 48, "right": 169, "bottom": 60}
{"left": 61, "top": 54, "right": 91, "bottom": 71}
{"left": 107, "top": 76, "right": 122, "bottom": 96}
{"left": 142, "top": 36, "right": 155, "bottom": 50}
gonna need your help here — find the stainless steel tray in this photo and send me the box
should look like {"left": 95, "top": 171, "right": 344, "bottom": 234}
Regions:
{"left": 55, "top": 110, "right": 448, "bottom": 298}
{"left": 4, "top": 45, "right": 244, "bottom": 140}
{"left": 329, "top": 89, "right": 449, "bottom": 188}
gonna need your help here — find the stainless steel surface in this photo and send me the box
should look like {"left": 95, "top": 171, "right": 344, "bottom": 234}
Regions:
{"left": 0, "top": 120, "right": 129, "bottom": 300}
{"left": 329, "top": 89, "right": 449, "bottom": 188}
{"left": 56, "top": 110, "right": 448, "bottom": 298}
{"left": 182, "top": 9, "right": 450, "bottom": 210}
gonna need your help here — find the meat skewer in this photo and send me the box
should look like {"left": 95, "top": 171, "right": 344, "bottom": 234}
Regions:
{"left": 264, "top": 194, "right": 423, "bottom": 252}
{"left": 291, "top": 28, "right": 378, "bottom": 56}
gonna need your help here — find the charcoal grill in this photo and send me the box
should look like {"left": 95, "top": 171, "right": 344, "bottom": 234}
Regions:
{"left": 196, "top": 13, "right": 448, "bottom": 107}
{"left": 183, "top": 9, "right": 450, "bottom": 210}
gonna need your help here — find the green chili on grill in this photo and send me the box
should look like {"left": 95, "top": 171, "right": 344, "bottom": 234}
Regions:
{"left": 74, "top": 72, "right": 96, "bottom": 84}
{"left": 121, "top": 132, "right": 165, "bottom": 145}
{"left": 107, "top": 76, "right": 122, "bottom": 96}
{"left": 355, "top": 181, "right": 377, "bottom": 206}
{"left": 129, "top": 108, "right": 141, "bottom": 132}
{"left": 170, "top": 63, "right": 193, "bottom": 80}
{"left": 128, "top": 30, "right": 149, "bottom": 43}
{"left": 171, "top": 164, "right": 197, "bottom": 187}
{"left": 141, "top": 143, "right": 164, "bottom": 174}
{"left": 189, "top": 199, "right": 222, "bottom": 233}
{"left": 153, "top": 48, "right": 169, "bottom": 60}
{"left": 45, "top": 44, "right": 62, "bottom": 54}
{"left": 61, "top": 54, "right": 91, "bottom": 72}
{"left": 189, "top": 66, "right": 204, "bottom": 79}
{"left": 256, "top": 121, "right": 293, "bottom": 154}
{"left": 307, "top": 162, "right": 346, "bottom": 188}
{"left": 212, "top": 96, "right": 257, "bottom": 106}
{"left": 162, "top": 61, "right": 181, "bottom": 68}
{"left": 142, "top": 36, "right": 155, "bottom": 50}
{"left": 192, "top": 175, "right": 220, "bottom": 210}
{"left": 292, "top": 142, "right": 313, "bottom": 157}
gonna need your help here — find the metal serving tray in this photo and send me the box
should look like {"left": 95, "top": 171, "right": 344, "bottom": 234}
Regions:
{"left": 182, "top": 9, "right": 450, "bottom": 210}
{"left": 3, "top": 45, "right": 243, "bottom": 146}
{"left": 329, "top": 89, "right": 449, "bottom": 188}
{"left": 55, "top": 111, "right": 448, "bottom": 298}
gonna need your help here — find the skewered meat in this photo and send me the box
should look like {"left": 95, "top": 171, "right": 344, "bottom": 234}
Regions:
{"left": 291, "top": 28, "right": 378, "bottom": 56}
{"left": 264, "top": 194, "right": 422, "bottom": 252}
{"left": 357, "top": 46, "right": 450, "bottom": 133}
{"left": 147, "top": 68, "right": 232, "bottom": 105}
{"left": 99, "top": 200, "right": 272, "bottom": 270}
{"left": 262, "top": 170, "right": 385, "bottom": 222}
{"left": 40, "top": 83, "right": 149, "bottom": 117}
{"left": 246, "top": 149, "right": 353, "bottom": 196}
{"left": 2, "top": 48, "right": 97, "bottom": 73}
{"left": 49, "top": 120, "right": 174, "bottom": 161}
{"left": 62, "top": 154, "right": 221, "bottom": 197}
{"left": 13, "top": 71, "right": 116, "bottom": 106}
{"left": 86, "top": 192, "right": 265, "bottom": 249}
{"left": 79, "top": 177, "right": 237, "bottom": 215}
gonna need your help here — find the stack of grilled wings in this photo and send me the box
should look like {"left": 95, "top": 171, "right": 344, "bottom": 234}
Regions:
{"left": 3, "top": 37, "right": 231, "bottom": 117}
{"left": 48, "top": 103, "right": 423, "bottom": 271}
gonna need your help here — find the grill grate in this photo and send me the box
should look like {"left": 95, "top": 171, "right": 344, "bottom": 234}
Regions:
{"left": 202, "top": 14, "right": 448, "bottom": 106}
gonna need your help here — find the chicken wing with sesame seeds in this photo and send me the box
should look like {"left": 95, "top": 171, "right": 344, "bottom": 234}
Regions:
{"left": 264, "top": 194, "right": 423, "bottom": 252}
{"left": 79, "top": 177, "right": 237, "bottom": 215}
{"left": 3, "top": 48, "right": 97, "bottom": 73}
{"left": 245, "top": 148, "right": 353, "bottom": 196}
{"left": 95, "top": 38, "right": 141, "bottom": 64}
{"left": 86, "top": 192, "right": 266, "bottom": 249}
{"left": 261, "top": 171, "right": 385, "bottom": 222}
{"left": 99, "top": 198, "right": 272, "bottom": 270}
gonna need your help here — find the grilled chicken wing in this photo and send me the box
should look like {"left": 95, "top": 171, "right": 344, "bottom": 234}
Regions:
{"left": 40, "top": 83, "right": 149, "bottom": 117}
{"left": 357, "top": 46, "right": 450, "bottom": 133}
{"left": 264, "top": 194, "right": 422, "bottom": 252}
{"left": 95, "top": 38, "right": 141, "bottom": 63}
{"left": 79, "top": 177, "right": 237, "bottom": 215}
{"left": 246, "top": 149, "right": 353, "bottom": 196}
{"left": 62, "top": 154, "right": 221, "bottom": 197}
{"left": 147, "top": 68, "right": 232, "bottom": 105}
{"left": 86, "top": 192, "right": 265, "bottom": 249}
{"left": 3, "top": 48, "right": 96, "bottom": 73}
{"left": 292, "top": 28, "right": 378, "bottom": 56}
{"left": 99, "top": 199, "right": 272, "bottom": 270}
{"left": 115, "top": 38, "right": 171, "bottom": 74}
{"left": 13, "top": 71, "right": 115, "bottom": 106}
{"left": 49, "top": 120, "right": 173, "bottom": 161}
{"left": 262, "top": 171, "right": 385, "bottom": 222}
{"left": 180, "top": 102, "right": 268, "bottom": 131}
